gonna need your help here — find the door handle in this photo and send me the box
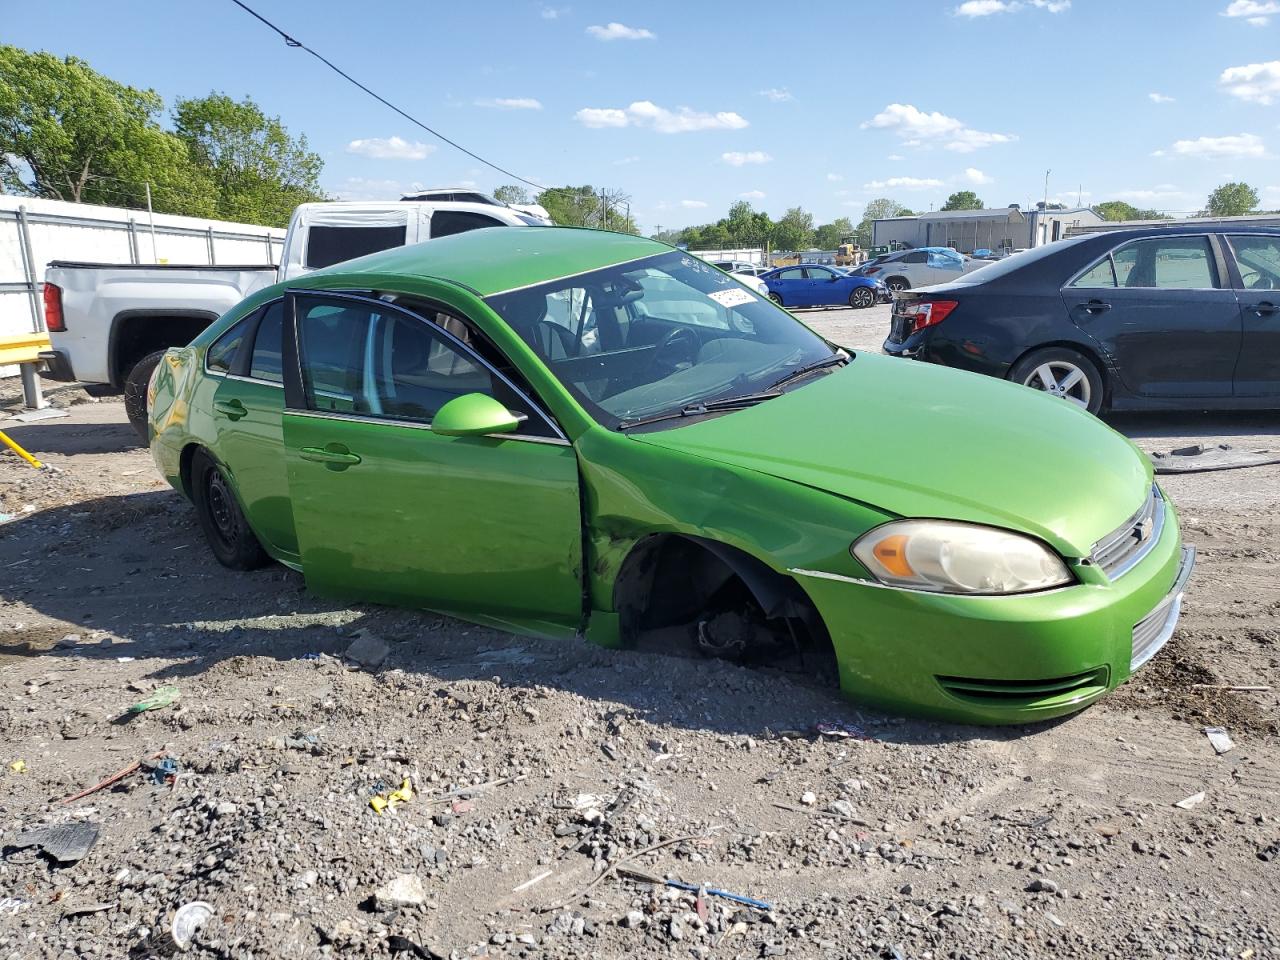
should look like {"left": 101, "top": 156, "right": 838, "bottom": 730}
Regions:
{"left": 299, "top": 445, "right": 362, "bottom": 466}
{"left": 1255, "top": 301, "right": 1278, "bottom": 317}
{"left": 213, "top": 399, "right": 246, "bottom": 420}
{"left": 1079, "top": 299, "right": 1111, "bottom": 314}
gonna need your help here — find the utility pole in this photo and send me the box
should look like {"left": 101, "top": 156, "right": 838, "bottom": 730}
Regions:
{"left": 145, "top": 181, "right": 159, "bottom": 263}
{"left": 1042, "top": 169, "right": 1051, "bottom": 246}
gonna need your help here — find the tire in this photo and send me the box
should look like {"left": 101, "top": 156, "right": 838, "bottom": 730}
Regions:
{"left": 1008, "top": 346, "right": 1105, "bottom": 415}
{"left": 885, "top": 276, "right": 910, "bottom": 293}
{"left": 768, "top": 292, "right": 784, "bottom": 306}
{"left": 123, "top": 349, "right": 167, "bottom": 442}
{"left": 83, "top": 383, "right": 122, "bottom": 398}
{"left": 849, "top": 286, "right": 875, "bottom": 309}
{"left": 190, "top": 450, "right": 271, "bottom": 570}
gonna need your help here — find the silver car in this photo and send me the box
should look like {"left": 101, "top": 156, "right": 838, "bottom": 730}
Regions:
{"left": 856, "top": 247, "right": 988, "bottom": 293}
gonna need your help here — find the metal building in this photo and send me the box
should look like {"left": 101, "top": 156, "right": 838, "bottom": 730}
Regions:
{"left": 873, "top": 205, "right": 1104, "bottom": 253}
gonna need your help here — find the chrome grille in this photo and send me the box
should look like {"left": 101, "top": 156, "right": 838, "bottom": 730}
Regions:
{"left": 1091, "top": 485, "right": 1163, "bottom": 580}
{"left": 1131, "top": 545, "right": 1196, "bottom": 671}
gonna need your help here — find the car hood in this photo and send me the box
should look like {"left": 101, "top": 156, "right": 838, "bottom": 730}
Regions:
{"left": 628, "top": 353, "right": 1151, "bottom": 556}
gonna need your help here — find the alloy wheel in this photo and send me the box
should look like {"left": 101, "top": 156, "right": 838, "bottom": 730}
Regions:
{"left": 850, "top": 287, "right": 874, "bottom": 308}
{"left": 1024, "top": 360, "right": 1092, "bottom": 409}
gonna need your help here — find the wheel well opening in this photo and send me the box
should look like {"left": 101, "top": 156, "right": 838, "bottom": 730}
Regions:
{"left": 179, "top": 443, "right": 205, "bottom": 500}
{"left": 613, "top": 534, "right": 836, "bottom": 684}
{"left": 112, "top": 314, "right": 213, "bottom": 385}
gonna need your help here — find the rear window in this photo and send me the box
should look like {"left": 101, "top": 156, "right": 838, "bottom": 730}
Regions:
{"left": 305, "top": 225, "right": 408, "bottom": 269}
{"left": 949, "top": 235, "right": 1094, "bottom": 285}
{"left": 431, "top": 210, "right": 505, "bottom": 238}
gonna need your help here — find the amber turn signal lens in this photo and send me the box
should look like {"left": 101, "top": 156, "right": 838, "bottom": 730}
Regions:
{"left": 872, "top": 534, "right": 914, "bottom": 577}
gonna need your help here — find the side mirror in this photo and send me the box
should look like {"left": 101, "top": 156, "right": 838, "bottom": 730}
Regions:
{"left": 431, "top": 393, "right": 523, "bottom": 437}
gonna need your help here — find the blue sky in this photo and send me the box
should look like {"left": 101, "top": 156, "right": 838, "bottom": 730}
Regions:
{"left": 6, "top": 0, "right": 1280, "bottom": 230}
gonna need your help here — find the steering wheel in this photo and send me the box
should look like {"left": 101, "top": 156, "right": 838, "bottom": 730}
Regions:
{"left": 1249, "top": 274, "right": 1276, "bottom": 290}
{"left": 649, "top": 327, "right": 699, "bottom": 373}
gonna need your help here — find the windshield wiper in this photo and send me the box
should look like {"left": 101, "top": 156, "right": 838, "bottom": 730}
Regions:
{"left": 767, "top": 352, "right": 849, "bottom": 391}
{"left": 618, "top": 390, "right": 782, "bottom": 430}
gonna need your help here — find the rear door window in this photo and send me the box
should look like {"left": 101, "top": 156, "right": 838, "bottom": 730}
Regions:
{"left": 1227, "top": 235, "right": 1280, "bottom": 290}
{"left": 1112, "top": 237, "right": 1217, "bottom": 289}
{"left": 304, "top": 225, "right": 408, "bottom": 269}
{"left": 776, "top": 268, "right": 804, "bottom": 280}
{"left": 206, "top": 317, "right": 251, "bottom": 373}
{"left": 430, "top": 210, "right": 505, "bottom": 238}
{"left": 1070, "top": 258, "right": 1118, "bottom": 288}
{"left": 248, "top": 301, "right": 285, "bottom": 383}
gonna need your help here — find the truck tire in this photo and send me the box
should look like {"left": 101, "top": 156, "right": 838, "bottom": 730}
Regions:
{"left": 190, "top": 449, "right": 271, "bottom": 570}
{"left": 123, "top": 350, "right": 167, "bottom": 442}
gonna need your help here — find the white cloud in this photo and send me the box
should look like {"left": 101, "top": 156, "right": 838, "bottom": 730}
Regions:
{"left": 332, "top": 176, "right": 424, "bottom": 201}
{"left": 1110, "top": 185, "right": 1190, "bottom": 204}
{"left": 475, "top": 97, "right": 543, "bottom": 110}
{"left": 680, "top": 199, "right": 708, "bottom": 209}
{"left": 962, "top": 167, "right": 993, "bottom": 184}
{"left": 345, "top": 136, "right": 436, "bottom": 161}
{"left": 1219, "top": 61, "right": 1280, "bottom": 105}
{"left": 862, "top": 103, "right": 1015, "bottom": 153}
{"left": 575, "top": 101, "right": 748, "bottom": 133}
{"left": 540, "top": 5, "right": 569, "bottom": 18}
{"left": 1221, "top": 0, "right": 1279, "bottom": 24}
{"left": 739, "top": 190, "right": 767, "bottom": 200}
{"left": 887, "top": 154, "right": 905, "bottom": 161}
{"left": 863, "top": 176, "right": 945, "bottom": 190}
{"left": 613, "top": 155, "right": 641, "bottom": 165}
{"left": 758, "top": 87, "right": 793, "bottom": 102}
{"left": 955, "top": 0, "right": 1068, "bottom": 15}
{"left": 722, "top": 150, "right": 772, "bottom": 166}
{"left": 1148, "top": 92, "right": 1176, "bottom": 103}
{"left": 586, "top": 22, "right": 655, "bottom": 40}
{"left": 826, "top": 173, "right": 844, "bottom": 182}
{"left": 1170, "top": 133, "right": 1267, "bottom": 158}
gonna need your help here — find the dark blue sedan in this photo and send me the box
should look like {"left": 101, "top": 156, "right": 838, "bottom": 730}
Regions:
{"left": 761, "top": 263, "right": 889, "bottom": 309}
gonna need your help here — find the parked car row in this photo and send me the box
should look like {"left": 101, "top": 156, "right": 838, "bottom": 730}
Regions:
{"left": 850, "top": 246, "right": 988, "bottom": 292}
{"left": 882, "top": 226, "right": 1280, "bottom": 414}
{"left": 759, "top": 263, "right": 889, "bottom": 309}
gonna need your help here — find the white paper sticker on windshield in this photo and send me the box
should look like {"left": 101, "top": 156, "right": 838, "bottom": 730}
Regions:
{"left": 708, "top": 288, "right": 756, "bottom": 308}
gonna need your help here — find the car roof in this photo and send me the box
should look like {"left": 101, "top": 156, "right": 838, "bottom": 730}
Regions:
{"left": 297, "top": 226, "right": 667, "bottom": 297}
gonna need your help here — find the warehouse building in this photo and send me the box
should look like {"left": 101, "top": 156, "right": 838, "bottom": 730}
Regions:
{"left": 873, "top": 205, "right": 1104, "bottom": 253}
{"left": 1065, "top": 211, "right": 1280, "bottom": 236}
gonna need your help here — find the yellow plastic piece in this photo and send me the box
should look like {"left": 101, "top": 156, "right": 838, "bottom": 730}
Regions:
{"left": 0, "top": 430, "right": 42, "bottom": 469}
{"left": 369, "top": 777, "right": 415, "bottom": 815}
{"left": 9, "top": 760, "right": 26, "bottom": 774}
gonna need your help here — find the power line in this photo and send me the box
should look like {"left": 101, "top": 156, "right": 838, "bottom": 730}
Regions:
{"left": 226, "top": 0, "right": 546, "bottom": 192}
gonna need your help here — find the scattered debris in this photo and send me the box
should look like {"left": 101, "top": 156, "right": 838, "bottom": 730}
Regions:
{"left": 171, "top": 901, "right": 214, "bottom": 949}
{"left": 512, "top": 870, "right": 553, "bottom": 893}
{"left": 1190, "top": 684, "right": 1271, "bottom": 692}
{"left": 370, "top": 778, "right": 415, "bottom": 815}
{"left": 61, "top": 901, "right": 116, "bottom": 919}
{"left": 9, "top": 759, "right": 26, "bottom": 774}
{"left": 1150, "top": 443, "right": 1280, "bottom": 474}
{"left": 145, "top": 757, "right": 180, "bottom": 786}
{"left": 1174, "top": 791, "right": 1207, "bottom": 810}
{"left": 344, "top": 630, "right": 390, "bottom": 670}
{"left": 60, "top": 750, "right": 166, "bottom": 804}
{"left": 0, "top": 898, "right": 29, "bottom": 916}
{"left": 128, "top": 685, "right": 180, "bottom": 714}
{"left": 374, "top": 874, "right": 427, "bottom": 910}
{"left": 1204, "top": 726, "right": 1235, "bottom": 755}
{"left": 7, "top": 821, "right": 101, "bottom": 864}
{"left": 813, "top": 721, "right": 874, "bottom": 741}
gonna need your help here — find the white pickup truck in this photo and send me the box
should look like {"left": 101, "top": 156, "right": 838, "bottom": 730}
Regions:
{"left": 41, "top": 199, "right": 546, "bottom": 436}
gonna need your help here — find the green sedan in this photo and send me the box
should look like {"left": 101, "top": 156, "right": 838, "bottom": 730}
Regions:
{"left": 148, "top": 227, "right": 1193, "bottom": 724}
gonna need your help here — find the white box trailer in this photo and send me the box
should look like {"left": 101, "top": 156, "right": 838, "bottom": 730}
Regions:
{"left": 0, "top": 195, "right": 284, "bottom": 347}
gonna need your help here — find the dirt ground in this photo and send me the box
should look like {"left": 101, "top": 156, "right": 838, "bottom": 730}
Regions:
{"left": 1, "top": 312, "right": 1278, "bottom": 959}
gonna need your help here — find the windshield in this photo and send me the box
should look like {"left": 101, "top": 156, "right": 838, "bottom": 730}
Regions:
{"left": 487, "top": 251, "right": 835, "bottom": 428}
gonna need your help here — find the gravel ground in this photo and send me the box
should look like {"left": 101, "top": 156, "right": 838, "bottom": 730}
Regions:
{"left": 0, "top": 330, "right": 1277, "bottom": 960}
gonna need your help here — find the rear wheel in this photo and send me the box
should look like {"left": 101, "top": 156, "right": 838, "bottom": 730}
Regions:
{"left": 768, "top": 292, "right": 783, "bottom": 306}
{"left": 885, "top": 276, "right": 910, "bottom": 293}
{"left": 1009, "top": 346, "right": 1105, "bottom": 415}
{"left": 191, "top": 450, "right": 271, "bottom": 570}
{"left": 123, "top": 349, "right": 167, "bottom": 442}
{"left": 849, "top": 286, "right": 875, "bottom": 309}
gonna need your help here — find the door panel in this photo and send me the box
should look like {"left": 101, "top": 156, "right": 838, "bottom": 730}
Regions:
{"left": 1063, "top": 236, "right": 1242, "bottom": 398}
{"left": 283, "top": 413, "right": 583, "bottom": 623}
{"left": 282, "top": 291, "right": 583, "bottom": 626}
{"left": 1226, "top": 234, "right": 1280, "bottom": 396}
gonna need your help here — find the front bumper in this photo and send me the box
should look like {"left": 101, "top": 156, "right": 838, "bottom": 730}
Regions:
{"left": 792, "top": 502, "right": 1192, "bottom": 725}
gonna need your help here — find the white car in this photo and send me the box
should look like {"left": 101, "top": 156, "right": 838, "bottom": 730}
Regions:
{"left": 708, "top": 259, "right": 770, "bottom": 296}
{"left": 853, "top": 247, "right": 988, "bottom": 293}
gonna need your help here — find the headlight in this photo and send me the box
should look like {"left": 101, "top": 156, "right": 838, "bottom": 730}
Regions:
{"left": 852, "top": 520, "right": 1072, "bottom": 595}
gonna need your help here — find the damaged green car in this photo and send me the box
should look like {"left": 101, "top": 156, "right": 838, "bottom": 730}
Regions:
{"left": 149, "top": 227, "right": 1193, "bottom": 724}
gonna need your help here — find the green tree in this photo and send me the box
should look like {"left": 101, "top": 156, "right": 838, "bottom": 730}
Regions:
{"left": 853, "top": 198, "right": 914, "bottom": 246}
{"left": 536, "top": 185, "right": 638, "bottom": 234}
{"left": 941, "top": 190, "right": 983, "bottom": 211}
{"left": 1206, "top": 181, "right": 1259, "bottom": 218}
{"left": 493, "top": 184, "right": 531, "bottom": 205}
{"left": 813, "top": 217, "right": 854, "bottom": 249}
{"left": 1096, "top": 200, "right": 1140, "bottom": 221}
{"left": 773, "top": 206, "right": 815, "bottom": 251}
{"left": 0, "top": 44, "right": 213, "bottom": 215}
{"left": 174, "top": 93, "right": 325, "bottom": 227}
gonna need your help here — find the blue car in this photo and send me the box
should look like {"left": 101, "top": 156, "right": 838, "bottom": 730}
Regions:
{"left": 761, "top": 263, "right": 888, "bottom": 309}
